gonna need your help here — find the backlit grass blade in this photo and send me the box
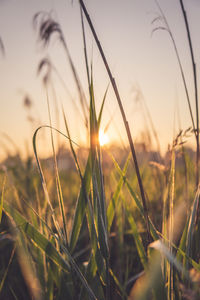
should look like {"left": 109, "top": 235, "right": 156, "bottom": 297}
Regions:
{"left": 66, "top": 74, "right": 104, "bottom": 254}
{"left": 63, "top": 116, "right": 107, "bottom": 285}
{"left": 64, "top": 95, "right": 108, "bottom": 290}
{"left": 62, "top": 107, "right": 83, "bottom": 178}
{"left": 89, "top": 73, "right": 111, "bottom": 297}
{"left": 33, "top": 125, "right": 79, "bottom": 238}
{"left": 107, "top": 153, "right": 131, "bottom": 232}
{"left": 62, "top": 106, "right": 90, "bottom": 252}
{"left": 69, "top": 152, "right": 92, "bottom": 252}
{"left": 85, "top": 202, "right": 107, "bottom": 283}
{"left": 33, "top": 126, "right": 70, "bottom": 238}
{"left": 79, "top": 0, "right": 151, "bottom": 240}
{"left": 96, "top": 87, "right": 109, "bottom": 242}
{"left": 176, "top": 218, "right": 188, "bottom": 264}
{"left": 92, "top": 176, "right": 109, "bottom": 260}
{"left": 47, "top": 91, "right": 68, "bottom": 245}
{"left": 97, "top": 85, "right": 109, "bottom": 129}
{"left": 185, "top": 184, "right": 200, "bottom": 259}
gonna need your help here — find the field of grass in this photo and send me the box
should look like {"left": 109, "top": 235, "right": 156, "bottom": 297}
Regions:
{"left": 0, "top": 1, "right": 200, "bottom": 299}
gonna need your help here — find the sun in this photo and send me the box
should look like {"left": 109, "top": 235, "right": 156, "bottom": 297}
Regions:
{"left": 99, "top": 129, "right": 109, "bottom": 146}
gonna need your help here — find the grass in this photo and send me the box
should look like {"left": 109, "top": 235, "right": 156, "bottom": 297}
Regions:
{"left": 0, "top": 1, "right": 200, "bottom": 299}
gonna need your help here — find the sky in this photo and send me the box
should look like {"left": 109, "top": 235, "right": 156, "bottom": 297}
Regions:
{"left": 0, "top": 0, "right": 200, "bottom": 159}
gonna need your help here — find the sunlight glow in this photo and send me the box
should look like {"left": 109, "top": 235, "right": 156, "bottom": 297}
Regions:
{"left": 99, "top": 129, "right": 109, "bottom": 146}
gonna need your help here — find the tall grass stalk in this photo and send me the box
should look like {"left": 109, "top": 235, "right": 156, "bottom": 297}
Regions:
{"left": 154, "top": 0, "right": 195, "bottom": 134}
{"left": 79, "top": 0, "right": 151, "bottom": 241}
{"left": 46, "top": 87, "right": 68, "bottom": 245}
{"left": 154, "top": 0, "right": 199, "bottom": 186}
{"left": 179, "top": 0, "right": 199, "bottom": 187}
{"left": 168, "top": 148, "right": 175, "bottom": 300}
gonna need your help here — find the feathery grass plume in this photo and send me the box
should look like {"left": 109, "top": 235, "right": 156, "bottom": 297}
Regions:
{"left": 33, "top": 11, "right": 89, "bottom": 129}
{"left": 37, "top": 57, "right": 52, "bottom": 85}
{"left": 79, "top": 0, "right": 151, "bottom": 242}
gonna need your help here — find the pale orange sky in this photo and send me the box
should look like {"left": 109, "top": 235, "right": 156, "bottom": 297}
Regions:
{"left": 0, "top": 0, "right": 200, "bottom": 159}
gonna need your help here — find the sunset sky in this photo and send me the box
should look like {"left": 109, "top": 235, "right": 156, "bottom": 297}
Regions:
{"left": 0, "top": 0, "right": 200, "bottom": 159}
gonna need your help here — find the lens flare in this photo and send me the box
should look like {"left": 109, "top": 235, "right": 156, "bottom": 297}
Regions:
{"left": 99, "top": 129, "right": 109, "bottom": 146}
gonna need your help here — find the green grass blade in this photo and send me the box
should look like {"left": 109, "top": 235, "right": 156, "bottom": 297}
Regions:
{"left": 176, "top": 218, "right": 189, "bottom": 276}
{"left": 4, "top": 202, "right": 70, "bottom": 272}
{"left": 110, "top": 153, "right": 159, "bottom": 240}
{"left": 33, "top": 126, "right": 67, "bottom": 238}
{"left": 62, "top": 106, "right": 83, "bottom": 178}
{"left": 4, "top": 202, "right": 98, "bottom": 300}
{"left": 93, "top": 176, "right": 109, "bottom": 259}
{"left": 69, "top": 152, "right": 92, "bottom": 252}
{"left": 47, "top": 92, "right": 68, "bottom": 245}
{"left": 79, "top": 0, "right": 151, "bottom": 240}
{"left": 109, "top": 268, "right": 128, "bottom": 299}
{"left": 97, "top": 85, "right": 109, "bottom": 129}
{"left": 79, "top": 255, "right": 105, "bottom": 300}
{"left": 85, "top": 195, "right": 107, "bottom": 284}
{"left": 64, "top": 92, "right": 108, "bottom": 288}
{"left": 185, "top": 184, "right": 200, "bottom": 258}
{"left": 122, "top": 196, "right": 148, "bottom": 269}
{"left": 62, "top": 106, "right": 90, "bottom": 252}
{"left": 107, "top": 153, "right": 131, "bottom": 232}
